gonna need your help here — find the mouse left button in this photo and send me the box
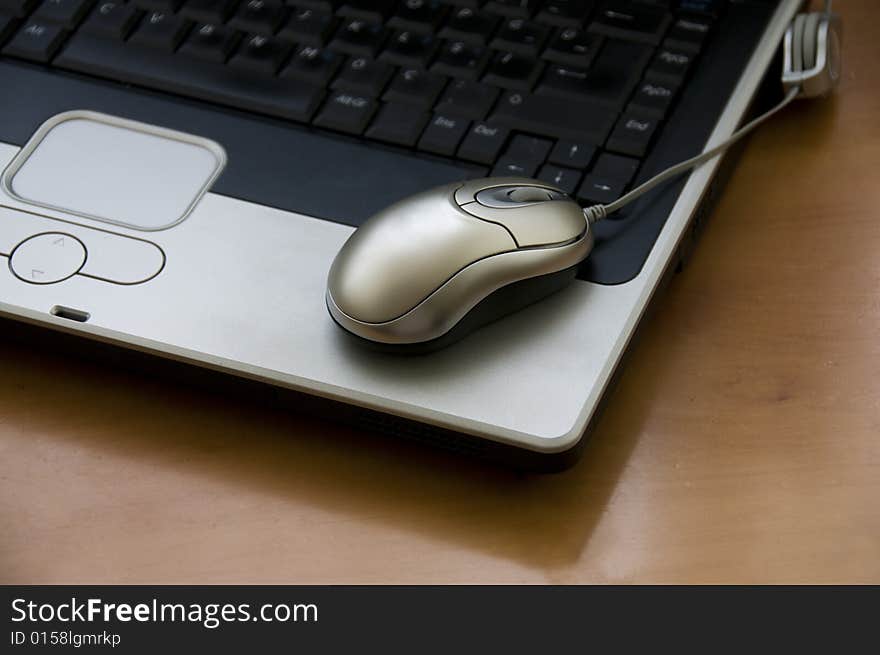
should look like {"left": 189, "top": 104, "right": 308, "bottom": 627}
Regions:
{"left": 9, "top": 232, "right": 87, "bottom": 284}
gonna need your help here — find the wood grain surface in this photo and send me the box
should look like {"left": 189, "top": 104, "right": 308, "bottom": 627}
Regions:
{"left": 1, "top": 1, "right": 878, "bottom": 584}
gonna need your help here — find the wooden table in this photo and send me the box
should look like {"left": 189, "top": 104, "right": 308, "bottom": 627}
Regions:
{"left": 2, "top": 2, "right": 878, "bottom": 584}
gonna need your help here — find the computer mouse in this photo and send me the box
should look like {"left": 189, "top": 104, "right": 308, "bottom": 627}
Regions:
{"left": 326, "top": 177, "right": 593, "bottom": 352}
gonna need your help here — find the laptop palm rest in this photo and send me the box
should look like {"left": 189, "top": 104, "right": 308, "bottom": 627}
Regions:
{"left": 0, "top": 111, "right": 629, "bottom": 453}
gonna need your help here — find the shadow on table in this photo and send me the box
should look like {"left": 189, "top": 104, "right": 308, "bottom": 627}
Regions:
{"left": 0, "top": 305, "right": 674, "bottom": 576}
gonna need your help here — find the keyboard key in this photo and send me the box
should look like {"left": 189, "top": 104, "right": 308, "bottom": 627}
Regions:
{"left": 383, "top": 68, "right": 446, "bottom": 109}
{"left": 577, "top": 173, "right": 624, "bottom": 204}
{"left": 484, "top": 0, "right": 540, "bottom": 18}
{"left": 57, "top": 33, "right": 324, "bottom": 121}
{"left": 179, "top": 0, "right": 237, "bottom": 24}
{"left": 434, "top": 78, "right": 498, "bottom": 119}
{"left": 0, "top": 0, "right": 38, "bottom": 17}
{"left": 418, "top": 114, "right": 470, "bottom": 156}
{"left": 490, "top": 18, "right": 548, "bottom": 57}
{"left": 365, "top": 102, "right": 430, "bottom": 146}
{"left": 645, "top": 47, "right": 692, "bottom": 85}
{"left": 331, "top": 17, "right": 386, "bottom": 57}
{"left": 664, "top": 16, "right": 711, "bottom": 54}
{"left": 280, "top": 44, "right": 341, "bottom": 85}
{"left": 332, "top": 55, "right": 393, "bottom": 96}
{"left": 676, "top": 0, "right": 723, "bottom": 19}
{"left": 536, "top": 0, "right": 594, "bottom": 27}
{"left": 178, "top": 22, "right": 237, "bottom": 62}
{"left": 388, "top": 0, "right": 446, "bottom": 34}
{"left": 627, "top": 78, "right": 678, "bottom": 118}
{"left": 589, "top": 0, "right": 671, "bottom": 45}
{"left": 279, "top": 7, "right": 335, "bottom": 46}
{"left": 431, "top": 39, "right": 487, "bottom": 79}
{"left": 313, "top": 90, "right": 377, "bottom": 134}
{"left": 33, "top": 0, "right": 92, "bottom": 28}
{"left": 538, "top": 64, "right": 590, "bottom": 98}
{"left": 3, "top": 20, "right": 65, "bottom": 61}
{"left": 581, "top": 153, "right": 641, "bottom": 204}
{"left": 439, "top": 7, "right": 498, "bottom": 45}
{"left": 537, "top": 164, "right": 581, "bottom": 194}
{"left": 457, "top": 122, "right": 509, "bottom": 165}
{"left": 380, "top": 29, "right": 436, "bottom": 67}
{"left": 542, "top": 27, "right": 602, "bottom": 68}
{"left": 491, "top": 90, "right": 616, "bottom": 144}
{"left": 606, "top": 113, "right": 658, "bottom": 157}
{"left": 538, "top": 38, "right": 650, "bottom": 108}
{"left": 492, "top": 134, "right": 552, "bottom": 177}
{"left": 228, "top": 33, "right": 292, "bottom": 74}
{"left": 81, "top": 1, "right": 139, "bottom": 39}
{"left": 228, "top": 0, "right": 285, "bottom": 36}
{"left": 592, "top": 151, "right": 638, "bottom": 179}
{"left": 506, "top": 134, "right": 552, "bottom": 163}
{"left": 483, "top": 50, "right": 542, "bottom": 91}
{"left": 338, "top": 0, "right": 395, "bottom": 23}
{"left": 548, "top": 139, "right": 595, "bottom": 169}
{"left": 129, "top": 11, "right": 189, "bottom": 51}
{"left": 493, "top": 156, "right": 539, "bottom": 177}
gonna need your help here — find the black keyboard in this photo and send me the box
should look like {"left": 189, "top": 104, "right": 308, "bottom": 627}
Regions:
{"left": 0, "top": 0, "right": 722, "bottom": 206}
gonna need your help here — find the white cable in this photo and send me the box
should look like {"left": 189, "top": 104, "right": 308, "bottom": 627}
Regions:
{"left": 583, "top": 85, "right": 801, "bottom": 224}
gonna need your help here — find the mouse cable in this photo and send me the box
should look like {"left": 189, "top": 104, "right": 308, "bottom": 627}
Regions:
{"left": 582, "top": 84, "right": 802, "bottom": 225}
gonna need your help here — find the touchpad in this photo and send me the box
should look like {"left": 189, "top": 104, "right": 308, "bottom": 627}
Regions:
{"left": 1, "top": 111, "right": 226, "bottom": 230}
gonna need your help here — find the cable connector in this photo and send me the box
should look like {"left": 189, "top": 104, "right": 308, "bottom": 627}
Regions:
{"left": 583, "top": 204, "right": 607, "bottom": 225}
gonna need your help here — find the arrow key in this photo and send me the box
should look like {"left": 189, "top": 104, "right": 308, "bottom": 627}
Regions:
{"left": 492, "top": 157, "right": 539, "bottom": 178}
{"left": 580, "top": 152, "right": 639, "bottom": 204}
{"left": 577, "top": 173, "right": 625, "bottom": 206}
{"left": 548, "top": 140, "right": 595, "bottom": 169}
{"left": 537, "top": 165, "right": 581, "bottom": 195}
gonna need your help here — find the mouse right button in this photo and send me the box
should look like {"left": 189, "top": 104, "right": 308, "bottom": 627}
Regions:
{"left": 462, "top": 201, "right": 587, "bottom": 248}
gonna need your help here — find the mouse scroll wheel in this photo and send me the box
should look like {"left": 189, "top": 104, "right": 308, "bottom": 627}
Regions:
{"left": 508, "top": 187, "right": 557, "bottom": 203}
{"left": 474, "top": 186, "right": 567, "bottom": 208}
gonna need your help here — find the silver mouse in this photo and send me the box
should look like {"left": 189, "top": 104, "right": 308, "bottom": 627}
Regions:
{"left": 326, "top": 177, "right": 593, "bottom": 352}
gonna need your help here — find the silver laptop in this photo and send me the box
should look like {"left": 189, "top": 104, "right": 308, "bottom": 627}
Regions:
{"left": 0, "top": 0, "right": 801, "bottom": 469}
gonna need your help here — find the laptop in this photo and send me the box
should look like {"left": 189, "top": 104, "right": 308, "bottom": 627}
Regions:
{"left": 0, "top": 0, "right": 801, "bottom": 469}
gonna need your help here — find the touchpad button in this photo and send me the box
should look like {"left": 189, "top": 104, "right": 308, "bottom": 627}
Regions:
{"left": 2, "top": 111, "right": 226, "bottom": 231}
